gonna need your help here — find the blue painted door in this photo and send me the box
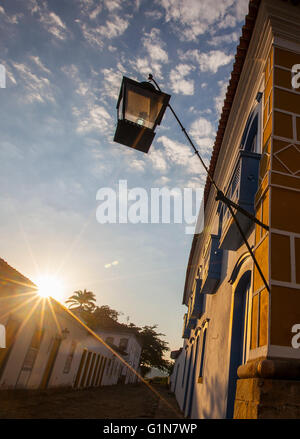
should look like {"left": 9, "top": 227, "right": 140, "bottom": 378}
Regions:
{"left": 226, "top": 276, "right": 251, "bottom": 418}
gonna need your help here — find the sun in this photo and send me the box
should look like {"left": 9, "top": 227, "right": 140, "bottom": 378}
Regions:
{"left": 36, "top": 275, "right": 64, "bottom": 301}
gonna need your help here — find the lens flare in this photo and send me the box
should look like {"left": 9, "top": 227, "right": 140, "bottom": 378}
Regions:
{"left": 36, "top": 275, "right": 64, "bottom": 301}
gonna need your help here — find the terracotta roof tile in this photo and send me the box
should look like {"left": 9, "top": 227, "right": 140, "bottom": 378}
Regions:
{"left": 0, "top": 257, "right": 36, "bottom": 290}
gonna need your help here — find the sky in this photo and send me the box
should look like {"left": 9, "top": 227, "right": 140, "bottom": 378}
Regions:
{"left": 0, "top": 0, "right": 249, "bottom": 353}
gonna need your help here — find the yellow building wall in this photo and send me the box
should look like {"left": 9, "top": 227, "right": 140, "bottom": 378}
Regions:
{"left": 252, "top": 45, "right": 300, "bottom": 350}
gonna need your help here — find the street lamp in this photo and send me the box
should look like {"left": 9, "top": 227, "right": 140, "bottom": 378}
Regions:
{"left": 113, "top": 76, "right": 170, "bottom": 153}
{"left": 113, "top": 73, "right": 270, "bottom": 293}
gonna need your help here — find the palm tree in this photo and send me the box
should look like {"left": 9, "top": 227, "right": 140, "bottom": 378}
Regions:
{"left": 65, "top": 289, "right": 96, "bottom": 312}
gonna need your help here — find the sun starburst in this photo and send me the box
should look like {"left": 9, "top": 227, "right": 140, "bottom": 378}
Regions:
{"left": 35, "top": 275, "right": 64, "bottom": 301}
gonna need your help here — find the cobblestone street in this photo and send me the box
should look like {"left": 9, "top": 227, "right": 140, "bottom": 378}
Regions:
{"left": 0, "top": 383, "right": 183, "bottom": 419}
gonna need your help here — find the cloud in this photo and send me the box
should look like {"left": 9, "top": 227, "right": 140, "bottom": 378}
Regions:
{"left": 89, "top": 5, "right": 102, "bottom": 20}
{"left": 154, "top": 175, "right": 170, "bottom": 185}
{"left": 169, "top": 64, "right": 195, "bottom": 95}
{"left": 156, "top": 135, "right": 203, "bottom": 174}
{"left": 145, "top": 10, "right": 163, "bottom": 20}
{"left": 27, "top": 0, "right": 42, "bottom": 14}
{"left": 61, "top": 64, "right": 92, "bottom": 98}
{"left": 129, "top": 159, "right": 146, "bottom": 173}
{"left": 148, "top": 147, "right": 168, "bottom": 172}
{"left": 130, "top": 28, "right": 168, "bottom": 80}
{"left": 47, "top": 11, "right": 65, "bottom": 29}
{"left": 101, "top": 63, "right": 126, "bottom": 101}
{"left": 103, "top": 0, "right": 123, "bottom": 12}
{"left": 75, "top": 104, "right": 113, "bottom": 135}
{"left": 79, "top": 13, "right": 130, "bottom": 49}
{"left": 104, "top": 260, "right": 119, "bottom": 268}
{"left": 185, "top": 177, "right": 206, "bottom": 190}
{"left": 11, "top": 62, "right": 54, "bottom": 104}
{"left": 188, "top": 105, "right": 212, "bottom": 115}
{"left": 142, "top": 28, "right": 168, "bottom": 63}
{"left": 29, "top": 56, "right": 51, "bottom": 74}
{"left": 150, "top": 135, "right": 208, "bottom": 186}
{"left": 214, "top": 79, "right": 228, "bottom": 115}
{"left": 235, "top": 0, "right": 249, "bottom": 21}
{"left": 60, "top": 63, "right": 115, "bottom": 139}
{"left": 148, "top": 121, "right": 214, "bottom": 180}
{"left": 78, "top": 0, "right": 95, "bottom": 12}
{"left": 108, "top": 45, "right": 117, "bottom": 52}
{"left": 79, "top": 0, "right": 123, "bottom": 19}
{"left": 40, "top": 10, "right": 67, "bottom": 40}
{"left": 209, "top": 31, "right": 239, "bottom": 47}
{"left": 26, "top": 0, "right": 68, "bottom": 40}
{"left": 98, "top": 15, "right": 130, "bottom": 39}
{"left": 218, "top": 14, "right": 237, "bottom": 29}
{"left": 189, "top": 117, "right": 215, "bottom": 155}
{"left": 79, "top": 22, "right": 104, "bottom": 49}
{"left": 190, "top": 117, "right": 214, "bottom": 138}
{"left": 157, "top": 0, "right": 248, "bottom": 41}
{"left": 130, "top": 57, "right": 164, "bottom": 80}
{"left": 181, "top": 49, "right": 233, "bottom": 74}
{"left": 0, "top": 5, "right": 22, "bottom": 24}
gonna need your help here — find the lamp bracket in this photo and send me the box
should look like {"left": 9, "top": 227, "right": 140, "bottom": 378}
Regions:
{"left": 148, "top": 73, "right": 270, "bottom": 293}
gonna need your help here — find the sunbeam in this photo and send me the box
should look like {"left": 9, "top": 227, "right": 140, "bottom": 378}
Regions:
{"left": 35, "top": 275, "right": 64, "bottom": 301}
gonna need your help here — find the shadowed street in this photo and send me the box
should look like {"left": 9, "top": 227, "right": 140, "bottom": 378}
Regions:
{"left": 0, "top": 383, "right": 183, "bottom": 419}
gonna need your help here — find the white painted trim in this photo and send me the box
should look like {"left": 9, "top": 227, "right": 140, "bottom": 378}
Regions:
{"left": 293, "top": 114, "right": 297, "bottom": 141}
{"left": 273, "top": 133, "right": 300, "bottom": 145}
{"left": 274, "top": 64, "right": 299, "bottom": 73}
{"left": 271, "top": 183, "right": 300, "bottom": 192}
{"left": 290, "top": 235, "right": 296, "bottom": 284}
{"left": 274, "top": 84, "right": 300, "bottom": 97}
{"left": 273, "top": 108, "right": 300, "bottom": 119}
{"left": 271, "top": 228, "right": 300, "bottom": 238}
{"left": 273, "top": 38, "right": 300, "bottom": 55}
{"left": 271, "top": 169, "right": 300, "bottom": 180}
{"left": 0, "top": 324, "right": 5, "bottom": 348}
{"left": 271, "top": 279, "right": 300, "bottom": 289}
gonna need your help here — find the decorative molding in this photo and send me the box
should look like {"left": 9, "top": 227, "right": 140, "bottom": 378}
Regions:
{"left": 273, "top": 143, "right": 300, "bottom": 176}
{"left": 268, "top": 344, "right": 300, "bottom": 359}
{"left": 238, "top": 356, "right": 300, "bottom": 379}
{"left": 201, "top": 318, "right": 210, "bottom": 328}
{"left": 228, "top": 252, "right": 251, "bottom": 284}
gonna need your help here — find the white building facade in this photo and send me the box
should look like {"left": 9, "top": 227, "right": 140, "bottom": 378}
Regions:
{"left": 0, "top": 258, "right": 141, "bottom": 390}
{"left": 95, "top": 329, "right": 142, "bottom": 384}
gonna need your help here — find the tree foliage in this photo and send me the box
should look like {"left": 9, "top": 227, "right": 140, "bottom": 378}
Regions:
{"left": 65, "top": 292, "right": 172, "bottom": 377}
{"left": 65, "top": 289, "right": 96, "bottom": 312}
{"left": 127, "top": 324, "right": 172, "bottom": 377}
{"left": 80, "top": 305, "right": 121, "bottom": 330}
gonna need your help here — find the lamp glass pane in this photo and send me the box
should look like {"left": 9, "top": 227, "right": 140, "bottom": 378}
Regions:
{"left": 118, "top": 96, "right": 123, "bottom": 120}
{"left": 125, "top": 84, "right": 164, "bottom": 129}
